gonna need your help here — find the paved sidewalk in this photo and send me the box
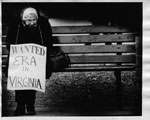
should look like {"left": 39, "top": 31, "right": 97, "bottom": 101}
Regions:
{"left": 2, "top": 105, "right": 139, "bottom": 117}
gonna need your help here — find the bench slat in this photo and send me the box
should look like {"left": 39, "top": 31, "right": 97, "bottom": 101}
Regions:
{"left": 2, "top": 56, "right": 8, "bottom": 65}
{"left": 52, "top": 34, "right": 135, "bottom": 43}
{"left": 2, "top": 64, "right": 136, "bottom": 72}
{"left": 69, "top": 55, "right": 136, "bottom": 63}
{"left": 52, "top": 26, "right": 131, "bottom": 34}
{"left": 59, "top": 45, "right": 135, "bottom": 53}
{"left": 58, "top": 65, "right": 136, "bottom": 72}
{"left": 2, "top": 44, "right": 135, "bottom": 55}
{"left": 2, "top": 26, "right": 131, "bottom": 35}
{"left": 2, "top": 55, "right": 136, "bottom": 65}
{"left": 2, "top": 34, "right": 135, "bottom": 44}
{"left": 2, "top": 46, "right": 9, "bottom": 55}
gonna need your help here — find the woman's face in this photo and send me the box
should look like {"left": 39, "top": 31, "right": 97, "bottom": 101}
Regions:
{"left": 22, "top": 8, "right": 38, "bottom": 27}
{"left": 23, "top": 16, "right": 38, "bottom": 27}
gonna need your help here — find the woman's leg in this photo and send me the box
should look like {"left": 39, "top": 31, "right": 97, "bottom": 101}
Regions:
{"left": 14, "top": 90, "right": 26, "bottom": 115}
{"left": 25, "top": 90, "right": 36, "bottom": 115}
{"left": 15, "top": 90, "right": 36, "bottom": 115}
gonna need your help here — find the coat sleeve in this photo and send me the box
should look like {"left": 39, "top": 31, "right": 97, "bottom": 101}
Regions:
{"left": 39, "top": 17, "right": 53, "bottom": 78}
{"left": 6, "top": 20, "right": 19, "bottom": 51}
{"left": 39, "top": 17, "right": 53, "bottom": 55}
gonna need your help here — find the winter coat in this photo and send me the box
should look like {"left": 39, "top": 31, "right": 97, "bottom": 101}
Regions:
{"left": 6, "top": 16, "right": 53, "bottom": 55}
{"left": 6, "top": 15, "right": 53, "bottom": 78}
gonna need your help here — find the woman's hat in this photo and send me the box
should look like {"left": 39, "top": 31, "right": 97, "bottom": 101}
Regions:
{"left": 22, "top": 7, "right": 38, "bottom": 20}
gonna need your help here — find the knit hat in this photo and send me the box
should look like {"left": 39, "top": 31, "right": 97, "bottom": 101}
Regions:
{"left": 22, "top": 7, "right": 38, "bottom": 21}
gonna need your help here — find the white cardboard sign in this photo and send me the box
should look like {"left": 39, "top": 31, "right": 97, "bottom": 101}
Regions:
{"left": 7, "top": 43, "right": 47, "bottom": 92}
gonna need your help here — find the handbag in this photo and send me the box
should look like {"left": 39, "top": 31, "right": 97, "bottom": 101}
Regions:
{"left": 49, "top": 50, "right": 71, "bottom": 72}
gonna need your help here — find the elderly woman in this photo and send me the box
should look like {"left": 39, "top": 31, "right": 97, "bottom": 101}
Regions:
{"left": 6, "top": 6, "right": 53, "bottom": 116}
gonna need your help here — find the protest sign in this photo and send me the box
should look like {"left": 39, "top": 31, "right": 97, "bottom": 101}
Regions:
{"left": 7, "top": 43, "right": 47, "bottom": 92}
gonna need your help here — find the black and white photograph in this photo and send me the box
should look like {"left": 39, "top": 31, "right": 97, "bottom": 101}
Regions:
{"left": 1, "top": 2, "right": 142, "bottom": 117}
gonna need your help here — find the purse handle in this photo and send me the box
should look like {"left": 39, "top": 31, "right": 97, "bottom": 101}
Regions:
{"left": 15, "top": 24, "right": 44, "bottom": 45}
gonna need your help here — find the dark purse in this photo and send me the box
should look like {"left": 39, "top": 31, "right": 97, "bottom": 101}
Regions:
{"left": 49, "top": 50, "right": 71, "bottom": 72}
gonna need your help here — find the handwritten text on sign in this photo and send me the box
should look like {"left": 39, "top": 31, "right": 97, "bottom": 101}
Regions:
{"left": 7, "top": 44, "right": 47, "bottom": 92}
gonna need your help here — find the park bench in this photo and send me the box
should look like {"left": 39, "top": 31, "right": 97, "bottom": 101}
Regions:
{"left": 2, "top": 24, "right": 142, "bottom": 109}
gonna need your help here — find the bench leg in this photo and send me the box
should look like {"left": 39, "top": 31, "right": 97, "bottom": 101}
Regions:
{"left": 114, "top": 70, "right": 122, "bottom": 109}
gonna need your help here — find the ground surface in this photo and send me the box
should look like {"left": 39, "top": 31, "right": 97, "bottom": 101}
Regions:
{"left": 2, "top": 71, "right": 141, "bottom": 116}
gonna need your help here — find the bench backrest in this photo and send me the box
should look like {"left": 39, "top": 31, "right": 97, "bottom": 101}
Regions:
{"left": 2, "top": 25, "right": 141, "bottom": 72}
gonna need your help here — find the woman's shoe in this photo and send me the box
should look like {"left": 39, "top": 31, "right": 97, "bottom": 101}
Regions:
{"left": 14, "top": 107, "right": 25, "bottom": 116}
{"left": 14, "top": 102, "right": 25, "bottom": 116}
{"left": 26, "top": 105, "right": 36, "bottom": 115}
{"left": 14, "top": 110, "right": 25, "bottom": 116}
{"left": 26, "top": 110, "right": 36, "bottom": 115}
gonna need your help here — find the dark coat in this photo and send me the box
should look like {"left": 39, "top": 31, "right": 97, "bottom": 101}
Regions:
{"left": 6, "top": 16, "right": 53, "bottom": 55}
{"left": 6, "top": 15, "right": 53, "bottom": 79}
